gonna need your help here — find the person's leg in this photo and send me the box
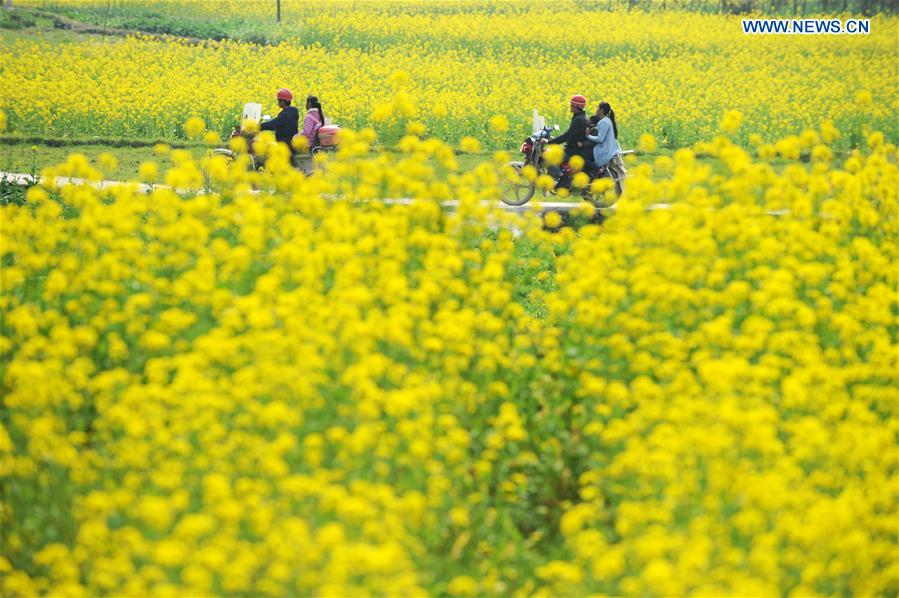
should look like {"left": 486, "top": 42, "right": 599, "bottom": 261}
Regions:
{"left": 296, "top": 154, "right": 313, "bottom": 176}
{"left": 610, "top": 155, "right": 627, "bottom": 196}
{"left": 554, "top": 149, "right": 580, "bottom": 189}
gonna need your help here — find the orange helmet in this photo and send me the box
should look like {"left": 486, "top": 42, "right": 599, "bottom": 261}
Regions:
{"left": 570, "top": 94, "right": 587, "bottom": 109}
{"left": 277, "top": 88, "right": 293, "bottom": 101}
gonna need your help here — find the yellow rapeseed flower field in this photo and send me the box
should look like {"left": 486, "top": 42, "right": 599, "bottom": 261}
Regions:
{"left": 1, "top": 2, "right": 898, "bottom": 596}
{"left": 3, "top": 1, "right": 897, "bottom": 148}
{"left": 1, "top": 121, "right": 897, "bottom": 595}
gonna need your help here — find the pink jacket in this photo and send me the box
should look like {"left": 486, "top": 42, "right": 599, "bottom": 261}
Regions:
{"left": 300, "top": 109, "right": 322, "bottom": 142}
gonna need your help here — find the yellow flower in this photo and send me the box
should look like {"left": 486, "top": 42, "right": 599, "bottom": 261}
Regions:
{"left": 719, "top": 109, "right": 743, "bottom": 134}
{"left": 433, "top": 103, "right": 448, "bottom": 118}
{"left": 589, "top": 177, "right": 614, "bottom": 194}
{"left": 399, "top": 122, "right": 425, "bottom": 140}
{"left": 854, "top": 89, "right": 873, "bottom": 105}
{"left": 638, "top": 133, "right": 658, "bottom": 153}
{"left": 447, "top": 576, "right": 479, "bottom": 596}
{"left": 372, "top": 103, "right": 394, "bottom": 122}
{"left": 459, "top": 136, "right": 481, "bottom": 153}
{"left": 138, "top": 161, "right": 159, "bottom": 182}
{"left": 811, "top": 144, "right": 833, "bottom": 163}
{"left": 389, "top": 70, "right": 411, "bottom": 90}
{"left": 488, "top": 114, "right": 509, "bottom": 133}
{"left": 153, "top": 539, "right": 189, "bottom": 568}
{"left": 184, "top": 116, "right": 206, "bottom": 140}
{"left": 536, "top": 560, "right": 584, "bottom": 584}
{"left": 229, "top": 135, "right": 249, "bottom": 153}
{"left": 449, "top": 506, "right": 470, "bottom": 527}
{"left": 572, "top": 171, "right": 590, "bottom": 188}
{"left": 820, "top": 119, "right": 840, "bottom": 144}
{"left": 543, "top": 211, "right": 563, "bottom": 229}
{"left": 536, "top": 173, "right": 555, "bottom": 191}
{"left": 866, "top": 131, "right": 884, "bottom": 148}
{"left": 203, "top": 131, "right": 221, "bottom": 146}
{"left": 543, "top": 144, "right": 564, "bottom": 166}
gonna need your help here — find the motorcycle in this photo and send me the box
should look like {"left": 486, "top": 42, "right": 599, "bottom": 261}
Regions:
{"left": 500, "top": 124, "right": 624, "bottom": 208}
{"left": 500, "top": 124, "right": 557, "bottom": 206}
{"left": 211, "top": 103, "right": 340, "bottom": 174}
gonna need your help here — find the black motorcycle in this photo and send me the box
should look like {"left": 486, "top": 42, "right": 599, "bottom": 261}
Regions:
{"left": 501, "top": 125, "right": 617, "bottom": 207}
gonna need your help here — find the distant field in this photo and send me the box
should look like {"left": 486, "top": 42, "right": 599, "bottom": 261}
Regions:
{"left": 2, "top": 2, "right": 896, "bottom": 149}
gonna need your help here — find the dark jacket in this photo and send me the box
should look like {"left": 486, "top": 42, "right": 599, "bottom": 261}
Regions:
{"left": 549, "top": 110, "right": 591, "bottom": 156}
{"left": 259, "top": 106, "right": 299, "bottom": 146}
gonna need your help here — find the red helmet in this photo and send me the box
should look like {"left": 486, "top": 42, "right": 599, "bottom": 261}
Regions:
{"left": 570, "top": 94, "right": 587, "bottom": 109}
{"left": 277, "top": 88, "right": 293, "bottom": 101}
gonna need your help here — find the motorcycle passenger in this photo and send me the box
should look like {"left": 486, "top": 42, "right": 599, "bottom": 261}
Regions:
{"left": 299, "top": 96, "right": 325, "bottom": 148}
{"left": 292, "top": 96, "right": 326, "bottom": 176}
{"left": 259, "top": 88, "right": 299, "bottom": 151}
{"left": 543, "top": 94, "right": 591, "bottom": 188}
{"left": 585, "top": 101, "right": 626, "bottom": 196}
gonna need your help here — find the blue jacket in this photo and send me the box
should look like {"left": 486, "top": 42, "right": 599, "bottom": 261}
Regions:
{"left": 586, "top": 116, "right": 621, "bottom": 166}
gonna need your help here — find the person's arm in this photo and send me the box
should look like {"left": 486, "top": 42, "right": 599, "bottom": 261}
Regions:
{"left": 548, "top": 127, "right": 570, "bottom": 145}
{"left": 259, "top": 110, "right": 287, "bottom": 131}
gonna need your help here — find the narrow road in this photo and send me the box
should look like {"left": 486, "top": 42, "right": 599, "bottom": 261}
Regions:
{"left": 3, "top": 170, "right": 799, "bottom": 218}
{"left": 0, "top": 171, "right": 629, "bottom": 215}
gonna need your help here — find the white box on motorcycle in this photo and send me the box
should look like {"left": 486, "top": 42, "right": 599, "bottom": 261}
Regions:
{"left": 242, "top": 102, "right": 262, "bottom": 123}
{"left": 532, "top": 109, "right": 545, "bottom": 134}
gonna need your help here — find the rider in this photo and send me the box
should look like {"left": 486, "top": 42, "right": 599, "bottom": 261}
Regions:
{"left": 259, "top": 88, "right": 299, "bottom": 150}
{"left": 299, "top": 96, "right": 325, "bottom": 148}
{"left": 543, "top": 94, "right": 591, "bottom": 186}
{"left": 585, "top": 101, "right": 626, "bottom": 196}
{"left": 292, "top": 96, "right": 326, "bottom": 176}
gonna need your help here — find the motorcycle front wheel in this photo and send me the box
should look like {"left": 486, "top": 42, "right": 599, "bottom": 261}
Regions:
{"left": 500, "top": 161, "right": 536, "bottom": 206}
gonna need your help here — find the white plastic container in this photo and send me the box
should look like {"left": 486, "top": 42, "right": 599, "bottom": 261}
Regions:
{"left": 532, "top": 109, "right": 545, "bottom": 134}
{"left": 242, "top": 102, "right": 262, "bottom": 122}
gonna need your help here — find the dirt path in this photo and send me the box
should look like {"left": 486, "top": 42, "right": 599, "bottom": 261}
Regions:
{"left": 8, "top": 6, "right": 216, "bottom": 46}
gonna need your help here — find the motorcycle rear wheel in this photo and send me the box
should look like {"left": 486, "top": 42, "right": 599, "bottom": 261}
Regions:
{"left": 500, "top": 161, "right": 536, "bottom": 206}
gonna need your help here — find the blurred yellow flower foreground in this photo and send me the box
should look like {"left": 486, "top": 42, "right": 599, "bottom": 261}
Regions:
{"left": 1, "top": 128, "right": 897, "bottom": 597}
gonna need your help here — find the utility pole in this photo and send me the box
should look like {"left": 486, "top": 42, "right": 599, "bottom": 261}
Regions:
{"left": 277, "top": 0, "right": 281, "bottom": 23}
{"left": 103, "top": 0, "right": 111, "bottom": 35}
